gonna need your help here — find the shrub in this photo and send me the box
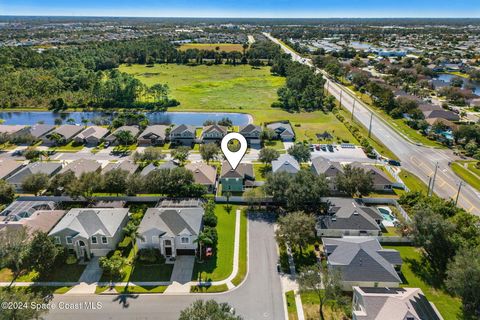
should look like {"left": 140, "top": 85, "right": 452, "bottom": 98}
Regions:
{"left": 66, "top": 255, "right": 77, "bottom": 265}
{"left": 203, "top": 213, "right": 218, "bottom": 227}
{"left": 137, "top": 248, "right": 164, "bottom": 264}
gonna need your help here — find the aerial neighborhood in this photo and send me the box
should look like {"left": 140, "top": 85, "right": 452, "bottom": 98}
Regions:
{"left": 0, "top": 15, "right": 479, "bottom": 320}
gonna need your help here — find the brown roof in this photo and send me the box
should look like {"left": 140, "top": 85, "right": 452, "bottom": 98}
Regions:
{"left": 220, "top": 161, "right": 254, "bottom": 179}
{"left": 59, "top": 159, "right": 101, "bottom": 177}
{"left": 0, "top": 159, "right": 24, "bottom": 179}
{"left": 0, "top": 210, "right": 66, "bottom": 236}
{"left": 185, "top": 162, "right": 217, "bottom": 185}
{"left": 426, "top": 118, "right": 459, "bottom": 130}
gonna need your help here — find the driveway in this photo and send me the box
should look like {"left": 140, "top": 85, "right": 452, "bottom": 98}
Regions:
{"left": 46, "top": 213, "right": 285, "bottom": 320}
{"left": 66, "top": 257, "right": 102, "bottom": 295}
{"left": 169, "top": 256, "right": 195, "bottom": 284}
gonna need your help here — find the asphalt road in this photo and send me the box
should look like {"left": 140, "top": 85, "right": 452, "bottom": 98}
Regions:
{"left": 46, "top": 213, "right": 285, "bottom": 320}
{"left": 264, "top": 33, "right": 480, "bottom": 216}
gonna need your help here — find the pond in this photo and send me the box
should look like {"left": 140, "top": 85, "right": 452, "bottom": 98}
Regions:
{"left": 0, "top": 111, "right": 251, "bottom": 126}
{"left": 435, "top": 73, "right": 480, "bottom": 95}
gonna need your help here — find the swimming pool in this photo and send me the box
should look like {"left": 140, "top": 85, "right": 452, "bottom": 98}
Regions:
{"left": 377, "top": 206, "right": 398, "bottom": 226}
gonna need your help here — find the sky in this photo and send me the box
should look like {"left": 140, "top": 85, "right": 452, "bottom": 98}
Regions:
{"left": 1, "top": 0, "right": 479, "bottom": 18}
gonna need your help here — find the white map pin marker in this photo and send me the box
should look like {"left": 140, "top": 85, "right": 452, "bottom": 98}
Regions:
{"left": 221, "top": 132, "right": 248, "bottom": 170}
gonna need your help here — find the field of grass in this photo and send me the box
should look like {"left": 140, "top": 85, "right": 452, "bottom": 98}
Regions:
{"left": 231, "top": 210, "right": 248, "bottom": 287}
{"left": 285, "top": 290, "right": 299, "bottom": 320}
{"left": 384, "top": 245, "right": 461, "bottom": 320}
{"left": 399, "top": 169, "right": 430, "bottom": 194}
{"left": 0, "top": 264, "right": 86, "bottom": 283}
{"left": 49, "top": 141, "right": 84, "bottom": 153}
{"left": 192, "top": 205, "right": 238, "bottom": 282}
{"left": 115, "top": 285, "right": 168, "bottom": 294}
{"left": 178, "top": 43, "right": 244, "bottom": 52}
{"left": 451, "top": 161, "right": 480, "bottom": 192}
{"left": 190, "top": 283, "right": 229, "bottom": 293}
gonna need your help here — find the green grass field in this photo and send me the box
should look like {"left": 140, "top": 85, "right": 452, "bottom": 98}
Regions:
{"left": 192, "top": 205, "right": 238, "bottom": 281}
{"left": 178, "top": 43, "right": 244, "bottom": 52}
{"left": 285, "top": 291, "right": 299, "bottom": 320}
{"left": 398, "top": 169, "right": 430, "bottom": 194}
{"left": 451, "top": 161, "right": 480, "bottom": 192}
{"left": 384, "top": 246, "right": 461, "bottom": 320}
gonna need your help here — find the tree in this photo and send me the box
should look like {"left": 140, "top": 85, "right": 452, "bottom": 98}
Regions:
{"left": 103, "top": 169, "right": 128, "bottom": 195}
{"left": 286, "top": 170, "right": 329, "bottom": 213}
{"left": 171, "top": 146, "right": 190, "bottom": 165}
{"left": 259, "top": 147, "right": 280, "bottom": 164}
{"left": 288, "top": 143, "right": 311, "bottom": 162}
{"left": 194, "top": 231, "right": 213, "bottom": 262}
{"left": 48, "top": 170, "right": 77, "bottom": 195}
{"left": 218, "top": 117, "right": 233, "bottom": 127}
{"left": 335, "top": 164, "right": 374, "bottom": 197}
{"left": 446, "top": 245, "right": 480, "bottom": 319}
{"left": 0, "top": 288, "right": 48, "bottom": 320}
{"left": 133, "top": 147, "right": 165, "bottom": 163}
{"left": 179, "top": 300, "right": 243, "bottom": 320}
{"left": 297, "top": 263, "right": 343, "bottom": 320}
{"left": 0, "top": 179, "right": 15, "bottom": 204}
{"left": 99, "top": 252, "right": 125, "bottom": 281}
{"left": 126, "top": 173, "right": 144, "bottom": 196}
{"left": 276, "top": 211, "right": 316, "bottom": 254}
{"left": 199, "top": 143, "right": 220, "bottom": 164}
{"left": 21, "top": 172, "right": 49, "bottom": 196}
{"left": 263, "top": 171, "right": 292, "bottom": 203}
{"left": 123, "top": 220, "right": 142, "bottom": 257}
{"left": 114, "top": 130, "right": 135, "bottom": 146}
{"left": 27, "top": 231, "right": 60, "bottom": 277}
{"left": 0, "top": 227, "right": 30, "bottom": 279}
{"left": 68, "top": 172, "right": 102, "bottom": 201}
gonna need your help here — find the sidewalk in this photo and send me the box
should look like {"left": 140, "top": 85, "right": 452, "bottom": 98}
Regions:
{"left": 279, "top": 242, "right": 305, "bottom": 320}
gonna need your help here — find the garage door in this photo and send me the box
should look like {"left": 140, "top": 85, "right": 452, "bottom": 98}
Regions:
{"left": 176, "top": 249, "right": 195, "bottom": 255}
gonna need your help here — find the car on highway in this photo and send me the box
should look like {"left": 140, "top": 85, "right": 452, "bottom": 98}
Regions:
{"left": 388, "top": 159, "right": 401, "bottom": 166}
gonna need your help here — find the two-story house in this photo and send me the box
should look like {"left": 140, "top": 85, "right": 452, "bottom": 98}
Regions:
{"left": 170, "top": 124, "right": 196, "bottom": 146}
{"left": 200, "top": 124, "right": 227, "bottom": 144}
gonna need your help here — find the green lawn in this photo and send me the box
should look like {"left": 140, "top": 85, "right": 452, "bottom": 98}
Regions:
{"left": 231, "top": 210, "right": 248, "bottom": 287}
{"left": 399, "top": 169, "right": 430, "bottom": 194}
{"left": 285, "top": 290, "right": 299, "bottom": 320}
{"left": 0, "top": 264, "right": 86, "bottom": 283}
{"left": 115, "top": 285, "right": 168, "bottom": 294}
{"left": 300, "top": 291, "right": 350, "bottom": 319}
{"left": 48, "top": 141, "right": 84, "bottom": 152}
{"left": 384, "top": 246, "right": 461, "bottom": 320}
{"left": 190, "top": 283, "right": 229, "bottom": 293}
{"left": 451, "top": 161, "right": 480, "bottom": 192}
{"left": 263, "top": 139, "right": 285, "bottom": 150}
{"left": 192, "top": 205, "right": 237, "bottom": 282}
{"left": 253, "top": 163, "right": 271, "bottom": 181}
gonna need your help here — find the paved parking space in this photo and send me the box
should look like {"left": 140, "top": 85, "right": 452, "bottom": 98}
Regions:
{"left": 169, "top": 256, "right": 195, "bottom": 284}
{"left": 311, "top": 144, "right": 374, "bottom": 163}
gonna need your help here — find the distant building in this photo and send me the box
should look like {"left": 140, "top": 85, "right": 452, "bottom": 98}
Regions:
{"left": 59, "top": 159, "right": 101, "bottom": 178}
{"left": 43, "top": 125, "right": 84, "bottom": 146}
{"left": 266, "top": 122, "right": 295, "bottom": 142}
{"left": 138, "top": 125, "right": 168, "bottom": 146}
{"left": 105, "top": 126, "right": 140, "bottom": 146}
{"left": 239, "top": 124, "right": 262, "bottom": 147}
{"left": 200, "top": 124, "right": 227, "bottom": 143}
{"left": 6, "top": 162, "right": 62, "bottom": 190}
{"left": 170, "top": 124, "right": 196, "bottom": 146}
{"left": 74, "top": 126, "right": 109, "bottom": 146}
{"left": 272, "top": 154, "right": 300, "bottom": 174}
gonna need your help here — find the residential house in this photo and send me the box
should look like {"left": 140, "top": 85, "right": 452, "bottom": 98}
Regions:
{"left": 137, "top": 125, "right": 168, "bottom": 146}
{"left": 103, "top": 160, "right": 139, "bottom": 175}
{"left": 316, "top": 198, "right": 383, "bottom": 237}
{"left": 350, "top": 163, "right": 393, "bottom": 191}
{"left": 220, "top": 161, "right": 255, "bottom": 192}
{"left": 48, "top": 208, "right": 129, "bottom": 260}
{"left": 272, "top": 154, "right": 300, "bottom": 174}
{"left": 266, "top": 122, "right": 295, "bottom": 141}
{"left": 105, "top": 126, "right": 140, "bottom": 146}
{"left": 0, "top": 210, "right": 66, "bottom": 237}
{"left": 170, "top": 124, "right": 196, "bottom": 146}
{"left": 239, "top": 124, "right": 262, "bottom": 147}
{"left": 0, "top": 200, "right": 56, "bottom": 222}
{"left": 423, "top": 109, "right": 460, "bottom": 122}
{"left": 43, "top": 125, "right": 84, "bottom": 146}
{"left": 352, "top": 286, "right": 443, "bottom": 320}
{"left": 185, "top": 162, "right": 217, "bottom": 192}
{"left": 0, "top": 125, "right": 28, "bottom": 136}
{"left": 311, "top": 157, "right": 344, "bottom": 190}
{"left": 200, "top": 124, "right": 227, "bottom": 143}
{"left": 323, "top": 237, "right": 402, "bottom": 290}
{"left": 74, "top": 126, "right": 109, "bottom": 146}
{"left": 59, "top": 159, "right": 101, "bottom": 178}
{"left": 140, "top": 160, "right": 179, "bottom": 176}
{"left": 6, "top": 162, "right": 62, "bottom": 190}
{"left": 0, "top": 159, "right": 24, "bottom": 180}
{"left": 28, "top": 124, "right": 55, "bottom": 140}
{"left": 137, "top": 205, "right": 204, "bottom": 258}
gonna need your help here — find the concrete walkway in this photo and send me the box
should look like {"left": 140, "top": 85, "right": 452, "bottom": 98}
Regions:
{"left": 67, "top": 257, "right": 102, "bottom": 295}
{"left": 164, "top": 256, "right": 196, "bottom": 294}
{"left": 282, "top": 243, "right": 305, "bottom": 320}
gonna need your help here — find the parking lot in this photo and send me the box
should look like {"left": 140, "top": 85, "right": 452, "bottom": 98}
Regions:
{"left": 310, "top": 143, "right": 376, "bottom": 163}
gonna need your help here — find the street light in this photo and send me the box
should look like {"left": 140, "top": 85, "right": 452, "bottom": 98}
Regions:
{"left": 455, "top": 181, "right": 463, "bottom": 205}
{"left": 368, "top": 112, "right": 373, "bottom": 138}
{"left": 429, "top": 162, "right": 439, "bottom": 197}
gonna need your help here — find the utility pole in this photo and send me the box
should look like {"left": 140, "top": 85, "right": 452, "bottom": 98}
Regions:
{"left": 368, "top": 112, "right": 373, "bottom": 137}
{"left": 455, "top": 181, "right": 463, "bottom": 205}
{"left": 339, "top": 90, "right": 343, "bottom": 107}
{"left": 427, "top": 176, "right": 432, "bottom": 194}
{"left": 429, "top": 162, "right": 439, "bottom": 197}
{"left": 351, "top": 100, "right": 356, "bottom": 121}
{"left": 326, "top": 81, "right": 330, "bottom": 92}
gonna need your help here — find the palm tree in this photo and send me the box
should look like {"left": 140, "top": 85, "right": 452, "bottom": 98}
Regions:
{"left": 114, "top": 130, "right": 134, "bottom": 146}
{"left": 194, "top": 231, "right": 213, "bottom": 262}
{"left": 122, "top": 221, "right": 142, "bottom": 257}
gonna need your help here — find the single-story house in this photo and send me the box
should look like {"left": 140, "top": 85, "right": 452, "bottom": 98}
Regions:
{"left": 28, "top": 124, "right": 55, "bottom": 140}
{"left": 0, "top": 125, "right": 28, "bottom": 136}
{"left": 272, "top": 154, "right": 300, "bottom": 174}
{"left": 352, "top": 286, "right": 443, "bottom": 320}
{"left": 350, "top": 163, "right": 393, "bottom": 191}
{"left": 220, "top": 161, "right": 255, "bottom": 192}
{"left": 74, "top": 126, "right": 109, "bottom": 146}
{"left": 48, "top": 208, "right": 129, "bottom": 260}
{"left": 0, "top": 200, "right": 56, "bottom": 222}
{"left": 170, "top": 124, "right": 196, "bottom": 146}
{"left": 0, "top": 159, "right": 24, "bottom": 180}
{"left": 239, "top": 124, "right": 262, "bottom": 147}
{"left": 200, "top": 124, "right": 227, "bottom": 143}
{"left": 6, "top": 162, "right": 62, "bottom": 190}
{"left": 266, "top": 122, "right": 295, "bottom": 141}
{"left": 311, "top": 157, "right": 344, "bottom": 190}
{"left": 140, "top": 160, "right": 179, "bottom": 176}
{"left": 103, "top": 160, "right": 139, "bottom": 175}
{"left": 185, "top": 162, "right": 217, "bottom": 192}
{"left": 137, "top": 206, "right": 204, "bottom": 258}
{"left": 0, "top": 210, "right": 66, "bottom": 237}
{"left": 316, "top": 198, "right": 383, "bottom": 237}
{"left": 422, "top": 109, "right": 460, "bottom": 122}
{"left": 323, "top": 237, "right": 402, "bottom": 290}
{"left": 59, "top": 159, "right": 101, "bottom": 178}
{"left": 43, "top": 125, "right": 84, "bottom": 146}
{"left": 137, "top": 125, "right": 168, "bottom": 146}
{"left": 105, "top": 126, "right": 140, "bottom": 146}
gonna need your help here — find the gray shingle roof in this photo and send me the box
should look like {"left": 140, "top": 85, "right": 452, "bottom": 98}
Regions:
{"left": 59, "top": 159, "right": 101, "bottom": 177}
{"left": 266, "top": 122, "right": 295, "bottom": 137}
{"left": 318, "top": 198, "right": 382, "bottom": 231}
{"left": 0, "top": 159, "right": 24, "bottom": 179}
{"left": 272, "top": 154, "right": 300, "bottom": 174}
{"left": 48, "top": 125, "right": 84, "bottom": 140}
{"left": 323, "top": 237, "right": 402, "bottom": 283}
{"left": 75, "top": 126, "right": 109, "bottom": 140}
{"left": 103, "top": 160, "right": 139, "bottom": 175}
{"left": 311, "top": 157, "right": 343, "bottom": 177}
{"left": 138, "top": 207, "right": 204, "bottom": 237}
{"left": 139, "top": 125, "right": 168, "bottom": 140}
{"left": 220, "top": 161, "right": 254, "bottom": 179}
{"left": 6, "top": 162, "right": 62, "bottom": 186}
{"left": 29, "top": 124, "right": 55, "bottom": 138}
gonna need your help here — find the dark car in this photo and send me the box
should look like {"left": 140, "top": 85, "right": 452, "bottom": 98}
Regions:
{"left": 388, "top": 159, "right": 401, "bottom": 166}
{"left": 327, "top": 144, "right": 334, "bottom": 152}
{"left": 321, "top": 145, "right": 327, "bottom": 151}
{"left": 315, "top": 145, "right": 320, "bottom": 151}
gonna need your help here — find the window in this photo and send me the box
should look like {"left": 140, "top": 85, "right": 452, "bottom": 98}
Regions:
{"left": 54, "top": 236, "right": 61, "bottom": 244}
{"left": 101, "top": 236, "right": 108, "bottom": 244}
{"left": 91, "top": 236, "right": 97, "bottom": 244}
{"left": 181, "top": 237, "right": 189, "bottom": 244}
{"left": 66, "top": 236, "right": 73, "bottom": 244}
{"left": 164, "top": 240, "right": 171, "bottom": 246}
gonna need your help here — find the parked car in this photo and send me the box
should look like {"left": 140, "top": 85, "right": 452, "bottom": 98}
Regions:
{"left": 321, "top": 145, "right": 327, "bottom": 151}
{"left": 315, "top": 145, "right": 320, "bottom": 151}
{"left": 388, "top": 159, "right": 401, "bottom": 166}
{"left": 327, "top": 144, "right": 334, "bottom": 152}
